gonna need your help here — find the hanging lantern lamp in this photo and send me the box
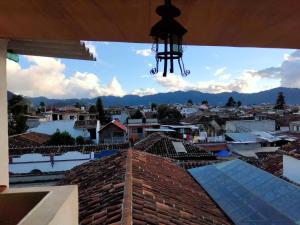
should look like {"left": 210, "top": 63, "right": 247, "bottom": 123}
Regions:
{"left": 150, "top": 0, "right": 190, "bottom": 77}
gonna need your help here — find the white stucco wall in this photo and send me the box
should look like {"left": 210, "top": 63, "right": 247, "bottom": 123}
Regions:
{"left": 10, "top": 152, "right": 93, "bottom": 173}
{"left": 226, "top": 120, "right": 275, "bottom": 132}
{"left": 283, "top": 155, "right": 300, "bottom": 184}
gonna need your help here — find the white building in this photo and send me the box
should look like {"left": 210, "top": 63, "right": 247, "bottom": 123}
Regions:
{"left": 226, "top": 120, "right": 276, "bottom": 133}
{"left": 283, "top": 155, "right": 300, "bottom": 184}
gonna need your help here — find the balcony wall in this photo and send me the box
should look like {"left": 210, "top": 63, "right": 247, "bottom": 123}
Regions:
{"left": 0, "top": 185, "right": 78, "bottom": 225}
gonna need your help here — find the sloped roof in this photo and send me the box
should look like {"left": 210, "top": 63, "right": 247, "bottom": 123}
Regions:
{"left": 99, "top": 120, "right": 127, "bottom": 133}
{"left": 134, "top": 132, "right": 215, "bottom": 160}
{"left": 280, "top": 141, "right": 300, "bottom": 160}
{"left": 9, "top": 132, "right": 50, "bottom": 148}
{"left": 226, "top": 132, "right": 258, "bottom": 143}
{"left": 189, "top": 159, "right": 300, "bottom": 225}
{"left": 9, "top": 143, "right": 130, "bottom": 156}
{"left": 59, "top": 149, "right": 233, "bottom": 225}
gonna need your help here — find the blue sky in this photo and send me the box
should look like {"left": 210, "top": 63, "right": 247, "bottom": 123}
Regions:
{"left": 7, "top": 41, "right": 298, "bottom": 98}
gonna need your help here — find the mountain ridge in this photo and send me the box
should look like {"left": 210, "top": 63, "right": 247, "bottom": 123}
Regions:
{"left": 18, "top": 87, "right": 300, "bottom": 107}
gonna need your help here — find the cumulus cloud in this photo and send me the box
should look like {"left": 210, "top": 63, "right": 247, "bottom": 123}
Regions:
{"left": 255, "top": 50, "right": 300, "bottom": 88}
{"left": 154, "top": 50, "right": 300, "bottom": 93}
{"left": 132, "top": 88, "right": 157, "bottom": 96}
{"left": 136, "top": 48, "right": 152, "bottom": 57}
{"left": 214, "top": 67, "right": 231, "bottom": 80}
{"left": 154, "top": 70, "right": 279, "bottom": 94}
{"left": 7, "top": 56, "right": 125, "bottom": 98}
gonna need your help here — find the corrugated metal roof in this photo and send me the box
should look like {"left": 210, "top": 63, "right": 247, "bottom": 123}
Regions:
{"left": 226, "top": 133, "right": 258, "bottom": 142}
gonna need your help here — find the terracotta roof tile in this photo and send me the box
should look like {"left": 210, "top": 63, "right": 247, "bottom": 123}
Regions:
{"left": 9, "top": 132, "right": 50, "bottom": 148}
{"left": 59, "top": 149, "right": 233, "bottom": 225}
{"left": 134, "top": 133, "right": 215, "bottom": 160}
{"left": 9, "top": 143, "right": 129, "bottom": 155}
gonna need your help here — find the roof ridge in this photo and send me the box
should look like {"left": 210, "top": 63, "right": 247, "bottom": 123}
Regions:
{"left": 121, "top": 149, "right": 133, "bottom": 224}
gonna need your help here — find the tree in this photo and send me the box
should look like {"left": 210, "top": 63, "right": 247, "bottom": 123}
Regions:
{"left": 89, "top": 105, "right": 97, "bottom": 113}
{"left": 76, "top": 136, "right": 85, "bottom": 145}
{"left": 8, "top": 95, "right": 29, "bottom": 135}
{"left": 151, "top": 103, "right": 157, "bottom": 111}
{"left": 74, "top": 102, "right": 81, "bottom": 109}
{"left": 40, "top": 101, "right": 45, "bottom": 112}
{"left": 201, "top": 100, "right": 208, "bottom": 105}
{"left": 131, "top": 110, "right": 144, "bottom": 119}
{"left": 47, "top": 130, "right": 75, "bottom": 146}
{"left": 225, "top": 96, "right": 236, "bottom": 107}
{"left": 96, "top": 97, "right": 106, "bottom": 123}
{"left": 237, "top": 101, "right": 242, "bottom": 107}
{"left": 157, "top": 104, "right": 182, "bottom": 124}
{"left": 187, "top": 99, "right": 193, "bottom": 105}
{"left": 274, "top": 92, "right": 286, "bottom": 110}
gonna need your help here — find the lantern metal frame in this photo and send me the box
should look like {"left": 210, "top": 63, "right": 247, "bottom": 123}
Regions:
{"left": 150, "top": 0, "right": 190, "bottom": 77}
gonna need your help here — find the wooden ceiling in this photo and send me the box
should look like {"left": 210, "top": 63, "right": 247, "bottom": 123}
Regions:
{"left": 1, "top": 0, "right": 300, "bottom": 49}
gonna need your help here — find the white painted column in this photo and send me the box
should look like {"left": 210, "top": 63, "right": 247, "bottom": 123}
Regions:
{"left": 0, "top": 39, "right": 8, "bottom": 187}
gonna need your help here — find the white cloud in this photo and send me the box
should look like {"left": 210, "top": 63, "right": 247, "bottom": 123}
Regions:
{"left": 154, "top": 70, "right": 279, "bottom": 94}
{"left": 83, "top": 41, "right": 98, "bottom": 58}
{"left": 214, "top": 67, "right": 226, "bottom": 76}
{"left": 132, "top": 88, "right": 157, "bottom": 96}
{"left": 255, "top": 50, "right": 300, "bottom": 88}
{"left": 153, "top": 49, "right": 300, "bottom": 94}
{"left": 205, "top": 66, "right": 211, "bottom": 70}
{"left": 213, "top": 67, "right": 231, "bottom": 80}
{"left": 136, "top": 48, "right": 152, "bottom": 57}
{"left": 7, "top": 56, "right": 125, "bottom": 98}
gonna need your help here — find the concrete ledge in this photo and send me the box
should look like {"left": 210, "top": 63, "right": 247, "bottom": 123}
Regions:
{"left": 1, "top": 185, "right": 78, "bottom": 225}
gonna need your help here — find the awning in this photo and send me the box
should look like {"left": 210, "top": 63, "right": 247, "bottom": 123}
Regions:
{"left": 7, "top": 39, "right": 96, "bottom": 61}
{"left": 0, "top": 1, "right": 300, "bottom": 49}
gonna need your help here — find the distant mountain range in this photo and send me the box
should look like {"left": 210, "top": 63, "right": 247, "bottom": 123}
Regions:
{"left": 9, "top": 87, "right": 300, "bottom": 107}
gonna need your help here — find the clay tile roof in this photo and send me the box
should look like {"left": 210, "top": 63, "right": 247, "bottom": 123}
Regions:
{"left": 280, "top": 141, "right": 300, "bottom": 160}
{"left": 59, "top": 149, "right": 233, "bottom": 225}
{"left": 134, "top": 132, "right": 215, "bottom": 160}
{"left": 112, "top": 120, "right": 127, "bottom": 132}
{"left": 99, "top": 120, "right": 127, "bottom": 133}
{"left": 9, "top": 132, "right": 50, "bottom": 148}
{"left": 9, "top": 143, "right": 130, "bottom": 156}
{"left": 197, "top": 143, "right": 228, "bottom": 152}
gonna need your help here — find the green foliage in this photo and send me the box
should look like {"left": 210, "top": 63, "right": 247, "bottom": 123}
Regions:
{"left": 187, "top": 99, "right": 193, "bottom": 105}
{"left": 225, "top": 96, "right": 236, "bottom": 107}
{"left": 74, "top": 102, "right": 81, "bottom": 108}
{"left": 201, "top": 100, "right": 208, "bottom": 105}
{"left": 157, "top": 104, "right": 182, "bottom": 124}
{"left": 237, "top": 101, "right": 242, "bottom": 107}
{"left": 89, "top": 105, "right": 97, "bottom": 113}
{"left": 151, "top": 103, "right": 157, "bottom": 111}
{"left": 274, "top": 92, "right": 286, "bottom": 110}
{"left": 96, "top": 97, "right": 105, "bottom": 123}
{"left": 39, "top": 101, "right": 46, "bottom": 112}
{"left": 75, "top": 136, "right": 85, "bottom": 145}
{"left": 8, "top": 95, "right": 29, "bottom": 135}
{"left": 131, "top": 110, "right": 144, "bottom": 119}
{"left": 47, "top": 130, "right": 75, "bottom": 146}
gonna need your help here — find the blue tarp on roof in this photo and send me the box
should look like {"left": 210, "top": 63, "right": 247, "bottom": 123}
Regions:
{"left": 94, "top": 150, "right": 118, "bottom": 159}
{"left": 216, "top": 149, "right": 230, "bottom": 157}
{"left": 189, "top": 159, "right": 300, "bottom": 225}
